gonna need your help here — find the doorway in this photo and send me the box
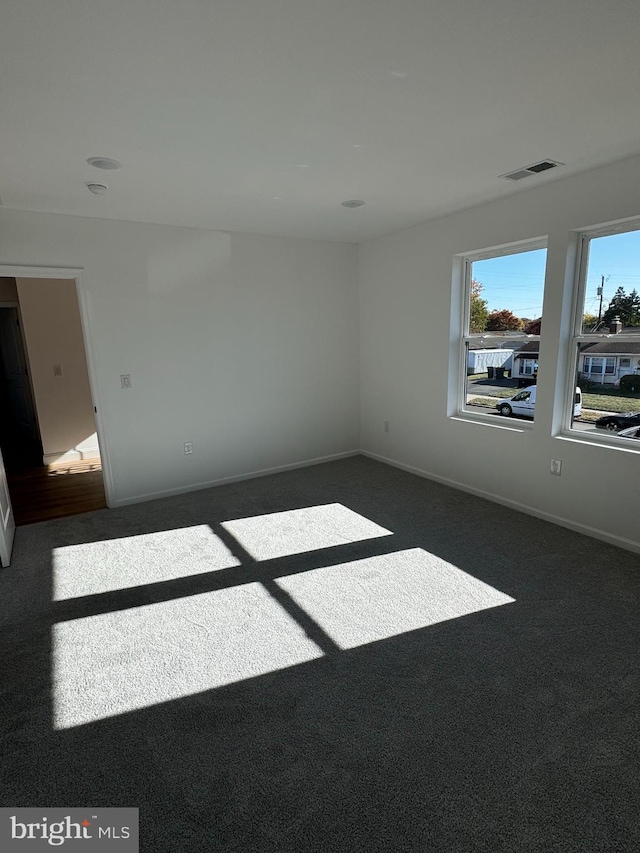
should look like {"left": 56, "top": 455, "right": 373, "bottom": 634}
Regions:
{"left": 0, "top": 305, "right": 43, "bottom": 471}
{"left": 0, "top": 276, "right": 107, "bottom": 526}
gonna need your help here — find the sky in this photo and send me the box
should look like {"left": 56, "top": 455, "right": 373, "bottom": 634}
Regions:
{"left": 585, "top": 229, "right": 640, "bottom": 318}
{"left": 472, "top": 228, "right": 640, "bottom": 320}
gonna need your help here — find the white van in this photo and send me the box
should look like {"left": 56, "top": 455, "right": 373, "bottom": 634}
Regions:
{"left": 496, "top": 385, "right": 582, "bottom": 419}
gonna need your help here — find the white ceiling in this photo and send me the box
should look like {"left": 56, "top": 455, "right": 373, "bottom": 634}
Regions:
{"left": 1, "top": 0, "right": 640, "bottom": 243}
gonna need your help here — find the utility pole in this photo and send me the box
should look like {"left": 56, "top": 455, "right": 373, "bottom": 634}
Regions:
{"left": 596, "top": 275, "right": 605, "bottom": 329}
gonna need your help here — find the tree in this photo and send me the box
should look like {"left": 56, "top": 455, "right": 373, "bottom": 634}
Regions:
{"left": 523, "top": 317, "right": 541, "bottom": 335}
{"left": 603, "top": 286, "right": 627, "bottom": 325}
{"left": 582, "top": 313, "right": 598, "bottom": 331}
{"left": 629, "top": 289, "right": 640, "bottom": 326}
{"left": 469, "top": 278, "right": 488, "bottom": 332}
{"left": 485, "top": 308, "right": 524, "bottom": 331}
{"left": 602, "top": 286, "right": 640, "bottom": 327}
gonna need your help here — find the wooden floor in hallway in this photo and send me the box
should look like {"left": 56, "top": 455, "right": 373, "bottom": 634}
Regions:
{"left": 8, "top": 459, "right": 107, "bottom": 526}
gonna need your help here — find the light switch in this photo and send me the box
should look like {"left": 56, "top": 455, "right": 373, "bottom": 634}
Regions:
{"left": 121, "top": 374, "right": 132, "bottom": 389}
{"left": 53, "top": 364, "right": 63, "bottom": 377}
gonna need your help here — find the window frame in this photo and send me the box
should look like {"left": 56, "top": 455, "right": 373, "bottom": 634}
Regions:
{"left": 562, "top": 219, "right": 640, "bottom": 444}
{"left": 520, "top": 357, "right": 537, "bottom": 376}
{"left": 456, "top": 238, "right": 547, "bottom": 428}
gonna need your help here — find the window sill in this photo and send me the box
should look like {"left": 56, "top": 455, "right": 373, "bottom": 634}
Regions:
{"left": 556, "top": 427, "right": 640, "bottom": 452}
{"left": 451, "top": 410, "right": 535, "bottom": 432}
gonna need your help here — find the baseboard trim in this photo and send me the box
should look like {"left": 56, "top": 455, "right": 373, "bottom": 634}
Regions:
{"left": 111, "top": 450, "right": 361, "bottom": 508}
{"left": 361, "top": 449, "right": 640, "bottom": 556}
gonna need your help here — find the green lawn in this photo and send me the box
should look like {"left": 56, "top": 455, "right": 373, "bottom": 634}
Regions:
{"left": 468, "top": 398, "right": 500, "bottom": 409}
{"left": 577, "top": 410, "right": 601, "bottom": 423}
{"left": 582, "top": 392, "right": 640, "bottom": 414}
{"left": 468, "top": 388, "right": 518, "bottom": 399}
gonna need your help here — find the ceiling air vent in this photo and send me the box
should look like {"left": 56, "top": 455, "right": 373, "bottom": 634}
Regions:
{"left": 500, "top": 159, "right": 564, "bottom": 181}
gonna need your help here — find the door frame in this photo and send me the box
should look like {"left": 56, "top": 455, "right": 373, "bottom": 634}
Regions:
{"left": 0, "top": 265, "right": 114, "bottom": 507}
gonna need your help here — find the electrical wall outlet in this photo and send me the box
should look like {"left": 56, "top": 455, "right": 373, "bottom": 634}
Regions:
{"left": 384, "top": 421, "right": 390, "bottom": 433}
{"left": 120, "top": 374, "right": 132, "bottom": 389}
{"left": 550, "top": 459, "right": 562, "bottom": 476}
{"left": 184, "top": 441, "right": 194, "bottom": 455}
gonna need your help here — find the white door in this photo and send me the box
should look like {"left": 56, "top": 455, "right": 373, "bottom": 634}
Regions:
{"left": 0, "top": 308, "right": 39, "bottom": 442}
{"left": 0, "top": 443, "right": 15, "bottom": 567}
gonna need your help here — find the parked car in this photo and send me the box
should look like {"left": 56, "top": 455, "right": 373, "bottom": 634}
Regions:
{"left": 594, "top": 412, "right": 640, "bottom": 432}
{"left": 496, "top": 385, "right": 582, "bottom": 419}
{"left": 616, "top": 424, "right": 640, "bottom": 440}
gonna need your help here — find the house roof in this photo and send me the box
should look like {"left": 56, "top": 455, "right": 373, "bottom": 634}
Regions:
{"left": 468, "top": 342, "right": 517, "bottom": 351}
{"left": 513, "top": 342, "right": 540, "bottom": 357}
{"left": 2, "top": 1, "right": 640, "bottom": 242}
{"left": 580, "top": 341, "right": 640, "bottom": 354}
{"left": 513, "top": 340, "right": 640, "bottom": 358}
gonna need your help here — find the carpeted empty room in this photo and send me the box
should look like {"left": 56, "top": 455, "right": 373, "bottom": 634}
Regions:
{"left": 1, "top": 455, "right": 639, "bottom": 851}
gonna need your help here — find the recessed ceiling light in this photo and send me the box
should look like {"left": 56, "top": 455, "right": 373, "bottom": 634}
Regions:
{"left": 341, "top": 199, "right": 365, "bottom": 208}
{"left": 295, "top": 164, "right": 310, "bottom": 168}
{"left": 86, "top": 182, "right": 108, "bottom": 195}
{"left": 87, "top": 156, "right": 122, "bottom": 170}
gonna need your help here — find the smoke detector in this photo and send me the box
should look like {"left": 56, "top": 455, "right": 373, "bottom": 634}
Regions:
{"left": 87, "top": 156, "right": 122, "bottom": 170}
{"left": 500, "top": 159, "right": 564, "bottom": 182}
{"left": 86, "top": 182, "right": 108, "bottom": 195}
{"left": 341, "top": 199, "right": 365, "bottom": 208}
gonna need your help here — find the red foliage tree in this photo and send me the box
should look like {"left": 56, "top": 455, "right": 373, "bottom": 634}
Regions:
{"left": 523, "top": 317, "right": 541, "bottom": 334}
{"left": 485, "top": 309, "right": 524, "bottom": 331}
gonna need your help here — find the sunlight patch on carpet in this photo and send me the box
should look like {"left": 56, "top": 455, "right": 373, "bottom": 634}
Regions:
{"left": 276, "top": 548, "right": 515, "bottom": 649}
{"left": 53, "top": 526, "right": 240, "bottom": 600}
{"left": 221, "top": 503, "right": 392, "bottom": 561}
{"left": 52, "top": 582, "right": 324, "bottom": 729}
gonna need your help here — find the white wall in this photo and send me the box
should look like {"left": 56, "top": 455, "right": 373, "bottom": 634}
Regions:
{"left": 359, "top": 153, "right": 640, "bottom": 552}
{"left": 0, "top": 211, "right": 359, "bottom": 505}
{"left": 4, "top": 156, "right": 639, "bottom": 551}
{"left": 16, "top": 278, "right": 99, "bottom": 464}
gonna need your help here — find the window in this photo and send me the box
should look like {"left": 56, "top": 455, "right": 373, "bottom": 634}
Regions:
{"left": 567, "top": 223, "right": 640, "bottom": 438}
{"left": 583, "top": 356, "right": 616, "bottom": 376}
{"left": 458, "top": 241, "right": 547, "bottom": 423}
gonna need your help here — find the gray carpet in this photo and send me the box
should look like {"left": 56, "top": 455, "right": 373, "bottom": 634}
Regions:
{"left": 1, "top": 455, "right": 639, "bottom": 851}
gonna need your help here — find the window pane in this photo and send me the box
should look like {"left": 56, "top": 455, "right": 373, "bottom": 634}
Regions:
{"left": 580, "top": 229, "right": 640, "bottom": 332}
{"left": 570, "top": 343, "right": 640, "bottom": 433}
{"left": 463, "top": 246, "right": 546, "bottom": 422}
{"left": 468, "top": 248, "right": 546, "bottom": 336}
